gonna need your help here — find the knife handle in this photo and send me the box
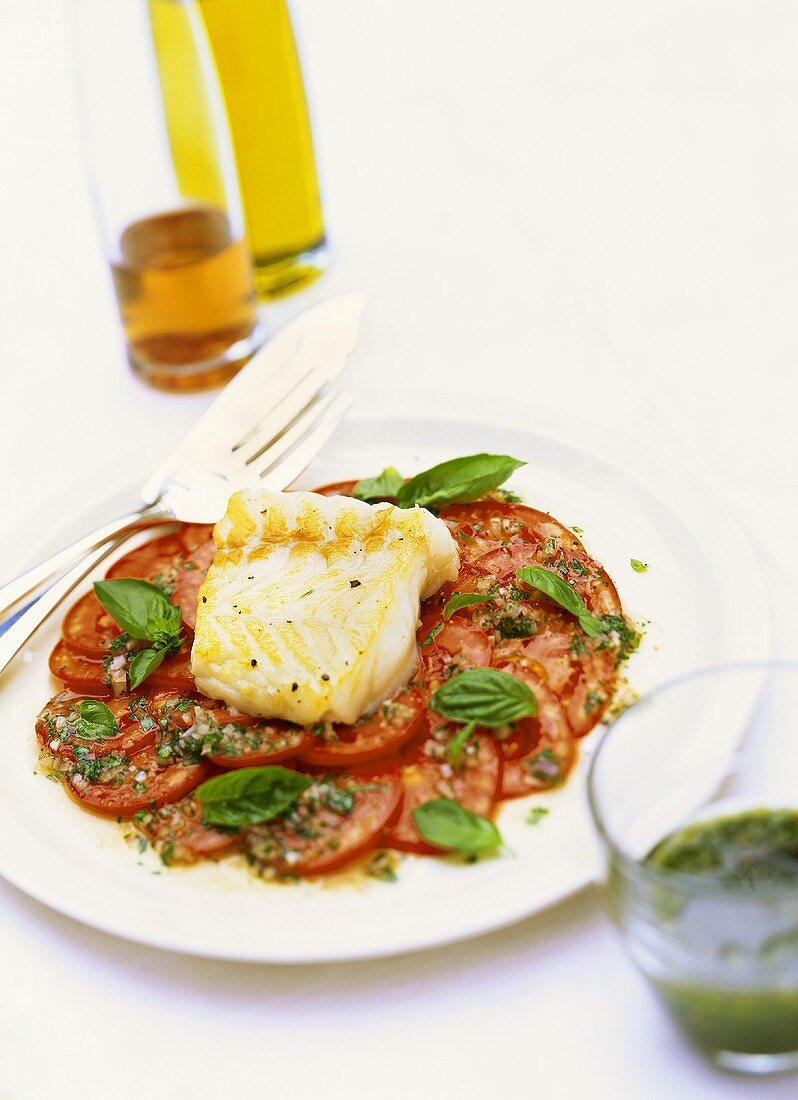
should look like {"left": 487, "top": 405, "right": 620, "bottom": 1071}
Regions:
{"left": 0, "top": 534, "right": 144, "bottom": 676}
{"left": 0, "top": 503, "right": 174, "bottom": 632}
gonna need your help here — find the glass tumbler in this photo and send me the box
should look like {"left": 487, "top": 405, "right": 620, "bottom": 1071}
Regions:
{"left": 588, "top": 663, "right": 798, "bottom": 1074}
{"left": 73, "top": 0, "right": 264, "bottom": 391}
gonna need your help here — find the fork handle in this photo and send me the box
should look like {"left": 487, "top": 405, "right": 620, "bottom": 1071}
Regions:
{"left": 0, "top": 502, "right": 174, "bottom": 629}
{"left": 0, "top": 536, "right": 140, "bottom": 676}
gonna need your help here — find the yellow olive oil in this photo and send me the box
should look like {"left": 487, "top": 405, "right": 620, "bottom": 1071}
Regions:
{"left": 150, "top": 0, "right": 326, "bottom": 299}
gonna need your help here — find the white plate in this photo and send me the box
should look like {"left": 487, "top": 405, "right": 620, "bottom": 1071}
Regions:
{"left": 0, "top": 400, "right": 769, "bottom": 963}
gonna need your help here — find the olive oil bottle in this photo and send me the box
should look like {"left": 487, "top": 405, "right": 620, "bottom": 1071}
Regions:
{"left": 150, "top": 0, "right": 326, "bottom": 299}
{"left": 75, "top": 0, "right": 261, "bottom": 391}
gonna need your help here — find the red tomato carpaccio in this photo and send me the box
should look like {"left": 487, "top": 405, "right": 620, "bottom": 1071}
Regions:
{"left": 37, "top": 486, "right": 635, "bottom": 877}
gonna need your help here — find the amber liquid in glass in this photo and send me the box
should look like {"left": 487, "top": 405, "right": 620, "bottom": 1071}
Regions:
{"left": 150, "top": 0, "right": 326, "bottom": 299}
{"left": 111, "top": 206, "right": 258, "bottom": 391}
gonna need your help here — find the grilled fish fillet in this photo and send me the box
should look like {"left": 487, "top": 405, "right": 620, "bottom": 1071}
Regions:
{"left": 191, "top": 489, "right": 459, "bottom": 725}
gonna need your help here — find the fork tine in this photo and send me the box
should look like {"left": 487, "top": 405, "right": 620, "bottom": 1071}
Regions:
{"left": 206, "top": 373, "right": 329, "bottom": 483}
{"left": 239, "top": 387, "right": 344, "bottom": 473}
{"left": 257, "top": 392, "right": 354, "bottom": 490}
{"left": 138, "top": 295, "right": 364, "bottom": 511}
{"left": 222, "top": 388, "right": 350, "bottom": 495}
{"left": 231, "top": 346, "right": 343, "bottom": 463}
{"left": 230, "top": 359, "right": 318, "bottom": 454}
{"left": 182, "top": 338, "right": 320, "bottom": 472}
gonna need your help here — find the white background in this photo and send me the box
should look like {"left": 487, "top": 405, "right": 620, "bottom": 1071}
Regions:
{"left": 1, "top": 2, "right": 797, "bottom": 1097}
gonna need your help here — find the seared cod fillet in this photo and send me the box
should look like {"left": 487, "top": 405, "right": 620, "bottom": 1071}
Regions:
{"left": 191, "top": 489, "right": 459, "bottom": 725}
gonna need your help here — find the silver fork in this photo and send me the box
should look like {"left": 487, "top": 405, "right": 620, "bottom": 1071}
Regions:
{"left": 0, "top": 294, "right": 363, "bottom": 628}
{"left": 0, "top": 385, "right": 354, "bottom": 673}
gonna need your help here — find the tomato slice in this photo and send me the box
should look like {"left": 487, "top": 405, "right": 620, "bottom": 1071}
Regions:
{"left": 471, "top": 542, "right": 539, "bottom": 582}
{"left": 244, "top": 773, "right": 402, "bottom": 875}
{"left": 439, "top": 500, "right": 549, "bottom": 546}
{"left": 50, "top": 638, "right": 195, "bottom": 696}
{"left": 497, "top": 715, "right": 540, "bottom": 760}
{"left": 420, "top": 618, "right": 492, "bottom": 685}
{"left": 435, "top": 620, "right": 492, "bottom": 665}
{"left": 36, "top": 691, "right": 156, "bottom": 762}
{"left": 172, "top": 539, "right": 214, "bottom": 630}
{"left": 564, "top": 649, "right": 616, "bottom": 735}
{"left": 105, "top": 525, "right": 213, "bottom": 596}
{"left": 511, "top": 506, "right": 622, "bottom": 619}
{"left": 497, "top": 674, "right": 576, "bottom": 798}
{"left": 68, "top": 746, "right": 212, "bottom": 818}
{"left": 49, "top": 642, "right": 108, "bottom": 695}
{"left": 146, "top": 643, "right": 195, "bottom": 692}
{"left": 105, "top": 531, "right": 187, "bottom": 583}
{"left": 149, "top": 690, "right": 199, "bottom": 729}
{"left": 61, "top": 522, "right": 206, "bottom": 677}
{"left": 494, "top": 616, "right": 618, "bottom": 738}
{"left": 442, "top": 498, "right": 622, "bottom": 613}
{"left": 312, "top": 479, "right": 359, "bottom": 497}
{"left": 440, "top": 500, "right": 538, "bottom": 564}
{"left": 134, "top": 797, "right": 238, "bottom": 864}
{"left": 198, "top": 705, "right": 312, "bottom": 768}
{"left": 439, "top": 501, "right": 627, "bottom": 738}
{"left": 385, "top": 733, "right": 502, "bottom": 855}
{"left": 146, "top": 693, "right": 312, "bottom": 768}
{"left": 143, "top": 691, "right": 205, "bottom": 763}
{"left": 62, "top": 593, "right": 122, "bottom": 658}
{"left": 298, "top": 688, "right": 425, "bottom": 766}
{"left": 179, "top": 524, "right": 215, "bottom": 554}
{"left": 503, "top": 624, "right": 575, "bottom": 692}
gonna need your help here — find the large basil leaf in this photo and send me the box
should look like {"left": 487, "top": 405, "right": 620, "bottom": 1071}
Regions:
{"left": 354, "top": 466, "right": 404, "bottom": 502}
{"left": 412, "top": 797, "right": 502, "bottom": 855}
{"left": 73, "top": 699, "right": 119, "bottom": 741}
{"left": 430, "top": 668, "right": 537, "bottom": 727}
{"left": 515, "top": 565, "right": 603, "bottom": 637}
{"left": 196, "top": 766, "right": 312, "bottom": 828}
{"left": 396, "top": 454, "right": 525, "bottom": 510}
{"left": 93, "top": 578, "right": 182, "bottom": 644}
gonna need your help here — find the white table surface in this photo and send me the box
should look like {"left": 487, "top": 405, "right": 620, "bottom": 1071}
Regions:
{"left": 2, "top": 1, "right": 797, "bottom": 1096}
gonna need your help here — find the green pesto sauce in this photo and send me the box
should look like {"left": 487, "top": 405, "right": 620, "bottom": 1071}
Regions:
{"left": 646, "top": 807, "right": 798, "bottom": 888}
{"left": 643, "top": 808, "right": 798, "bottom": 1055}
{"left": 651, "top": 981, "right": 798, "bottom": 1055}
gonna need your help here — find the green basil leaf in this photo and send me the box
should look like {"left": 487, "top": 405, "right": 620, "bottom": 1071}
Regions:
{"left": 443, "top": 591, "right": 495, "bottom": 620}
{"left": 129, "top": 647, "right": 168, "bottom": 691}
{"left": 431, "top": 668, "right": 537, "bottom": 727}
{"left": 412, "top": 797, "right": 502, "bottom": 854}
{"left": 94, "top": 578, "right": 183, "bottom": 644}
{"left": 630, "top": 558, "right": 648, "bottom": 573}
{"left": 354, "top": 466, "right": 404, "bottom": 501}
{"left": 515, "top": 565, "right": 603, "bottom": 637}
{"left": 73, "top": 699, "right": 119, "bottom": 741}
{"left": 396, "top": 453, "right": 525, "bottom": 511}
{"left": 446, "top": 720, "right": 476, "bottom": 766}
{"left": 196, "top": 766, "right": 312, "bottom": 828}
{"left": 148, "top": 609, "right": 183, "bottom": 638}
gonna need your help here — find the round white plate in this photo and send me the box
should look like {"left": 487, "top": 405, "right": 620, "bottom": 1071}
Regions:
{"left": 0, "top": 401, "right": 769, "bottom": 962}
